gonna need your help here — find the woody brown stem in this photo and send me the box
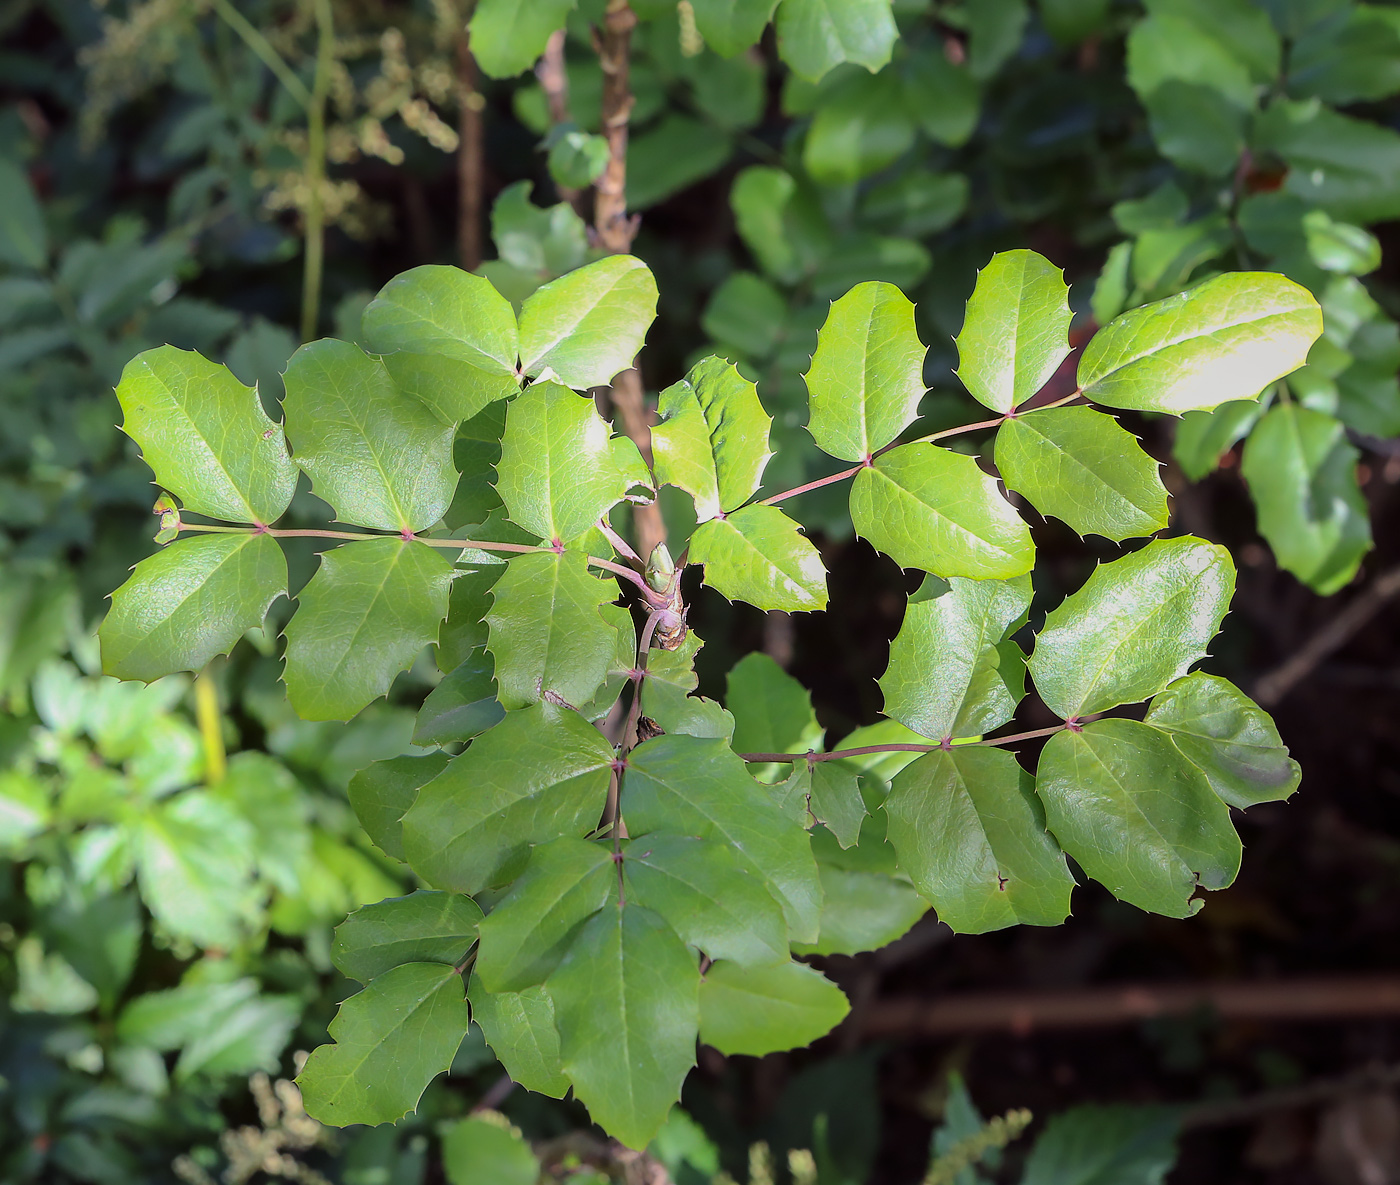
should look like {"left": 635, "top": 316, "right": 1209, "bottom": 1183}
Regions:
{"left": 593, "top": 0, "right": 665, "bottom": 555}
{"left": 595, "top": 0, "right": 637, "bottom": 254}
{"left": 537, "top": 29, "right": 581, "bottom": 208}
{"left": 456, "top": 32, "right": 484, "bottom": 271}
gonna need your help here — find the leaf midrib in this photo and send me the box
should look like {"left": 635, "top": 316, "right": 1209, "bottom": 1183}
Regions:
{"left": 145, "top": 363, "right": 261, "bottom": 522}
{"left": 1070, "top": 580, "right": 1199, "bottom": 716}
{"left": 1084, "top": 301, "right": 1310, "bottom": 390}
{"left": 1014, "top": 416, "right": 1155, "bottom": 519}
{"left": 376, "top": 296, "right": 512, "bottom": 372}
{"left": 122, "top": 535, "right": 258, "bottom": 663}
{"left": 309, "top": 360, "right": 415, "bottom": 529}
{"left": 521, "top": 268, "right": 634, "bottom": 373}
{"left": 870, "top": 464, "right": 1019, "bottom": 563}
{"left": 317, "top": 969, "right": 457, "bottom": 1108}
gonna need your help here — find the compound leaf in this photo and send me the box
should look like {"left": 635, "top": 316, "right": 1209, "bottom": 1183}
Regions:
{"left": 689, "top": 504, "right": 827, "bottom": 611}
{"left": 1143, "top": 673, "right": 1300, "bottom": 808}
{"left": 996, "top": 406, "right": 1169, "bottom": 541}
{"left": 549, "top": 905, "right": 699, "bottom": 1151}
{"left": 804, "top": 281, "right": 925, "bottom": 462}
{"left": 1078, "top": 273, "right": 1323, "bottom": 414}
{"left": 332, "top": 891, "right": 483, "bottom": 984}
{"left": 623, "top": 834, "right": 789, "bottom": 966}
{"left": 1036, "top": 719, "right": 1242, "bottom": 917}
{"left": 283, "top": 339, "right": 457, "bottom": 532}
{"left": 496, "top": 380, "right": 652, "bottom": 545}
{"left": 625, "top": 733, "right": 824, "bottom": 942}
{"left": 1240, "top": 403, "right": 1371, "bottom": 594}
{"left": 469, "top": 0, "right": 576, "bottom": 79}
{"left": 298, "top": 962, "right": 470, "bottom": 1127}
{"left": 776, "top": 0, "right": 898, "bottom": 81}
{"left": 885, "top": 747, "right": 1073, "bottom": 934}
{"left": 466, "top": 975, "right": 570, "bottom": 1098}
{"left": 652, "top": 355, "right": 773, "bottom": 520}
{"left": 475, "top": 837, "right": 616, "bottom": 992}
{"left": 115, "top": 346, "right": 297, "bottom": 524}
{"left": 485, "top": 551, "right": 620, "bottom": 710}
{"left": 956, "top": 249, "right": 1072, "bottom": 414}
{"left": 879, "top": 575, "right": 1030, "bottom": 742}
{"left": 517, "top": 255, "right": 658, "bottom": 388}
{"left": 401, "top": 704, "right": 613, "bottom": 895}
{"left": 283, "top": 539, "right": 454, "bottom": 722}
{"left": 850, "top": 443, "right": 1034, "bottom": 579}
{"left": 360, "top": 265, "right": 520, "bottom": 423}
{"left": 101, "top": 533, "right": 286, "bottom": 682}
{"left": 698, "top": 960, "right": 849, "bottom": 1056}
{"left": 1028, "top": 536, "right": 1233, "bottom": 719}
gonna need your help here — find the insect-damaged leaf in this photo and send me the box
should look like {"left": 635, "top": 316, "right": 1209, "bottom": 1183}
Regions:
{"left": 1036, "top": 719, "right": 1242, "bottom": 918}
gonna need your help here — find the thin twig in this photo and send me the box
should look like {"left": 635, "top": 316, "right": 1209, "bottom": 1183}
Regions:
{"left": 209, "top": 0, "right": 310, "bottom": 107}
{"left": 471, "top": 1073, "right": 517, "bottom": 1113}
{"left": 757, "top": 463, "right": 865, "bottom": 506}
{"left": 456, "top": 31, "right": 484, "bottom": 270}
{"left": 1254, "top": 563, "right": 1400, "bottom": 706}
{"left": 858, "top": 975, "right": 1400, "bottom": 1040}
{"left": 591, "top": 0, "right": 665, "bottom": 556}
{"left": 754, "top": 390, "right": 1088, "bottom": 511}
{"left": 536, "top": 28, "right": 581, "bottom": 208}
{"left": 1182, "top": 1063, "right": 1400, "bottom": 1129}
{"left": 597, "top": 518, "right": 643, "bottom": 565}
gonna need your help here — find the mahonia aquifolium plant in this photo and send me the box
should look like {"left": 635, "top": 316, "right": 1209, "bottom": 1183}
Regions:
{"left": 99, "top": 249, "right": 1320, "bottom": 1148}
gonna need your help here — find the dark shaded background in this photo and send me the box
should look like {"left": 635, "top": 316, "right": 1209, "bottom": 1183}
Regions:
{"left": 6, "top": 2, "right": 1400, "bottom": 1182}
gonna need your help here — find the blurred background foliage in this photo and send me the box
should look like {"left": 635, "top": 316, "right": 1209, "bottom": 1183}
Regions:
{"left": 5, "top": 0, "right": 1400, "bottom": 1181}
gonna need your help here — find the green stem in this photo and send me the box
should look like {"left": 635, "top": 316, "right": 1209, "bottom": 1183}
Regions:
{"left": 174, "top": 523, "right": 652, "bottom": 592}
{"left": 756, "top": 389, "right": 1087, "bottom": 509}
{"left": 209, "top": 0, "right": 311, "bottom": 107}
{"left": 300, "top": 0, "right": 335, "bottom": 343}
{"left": 737, "top": 724, "right": 1068, "bottom": 764}
{"left": 194, "top": 668, "right": 226, "bottom": 785}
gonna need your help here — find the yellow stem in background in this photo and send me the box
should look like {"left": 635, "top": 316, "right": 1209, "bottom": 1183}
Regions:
{"left": 195, "top": 669, "right": 227, "bottom": 786}
{"left": 300, "top": 0, "right": 335, "bottom": 343}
